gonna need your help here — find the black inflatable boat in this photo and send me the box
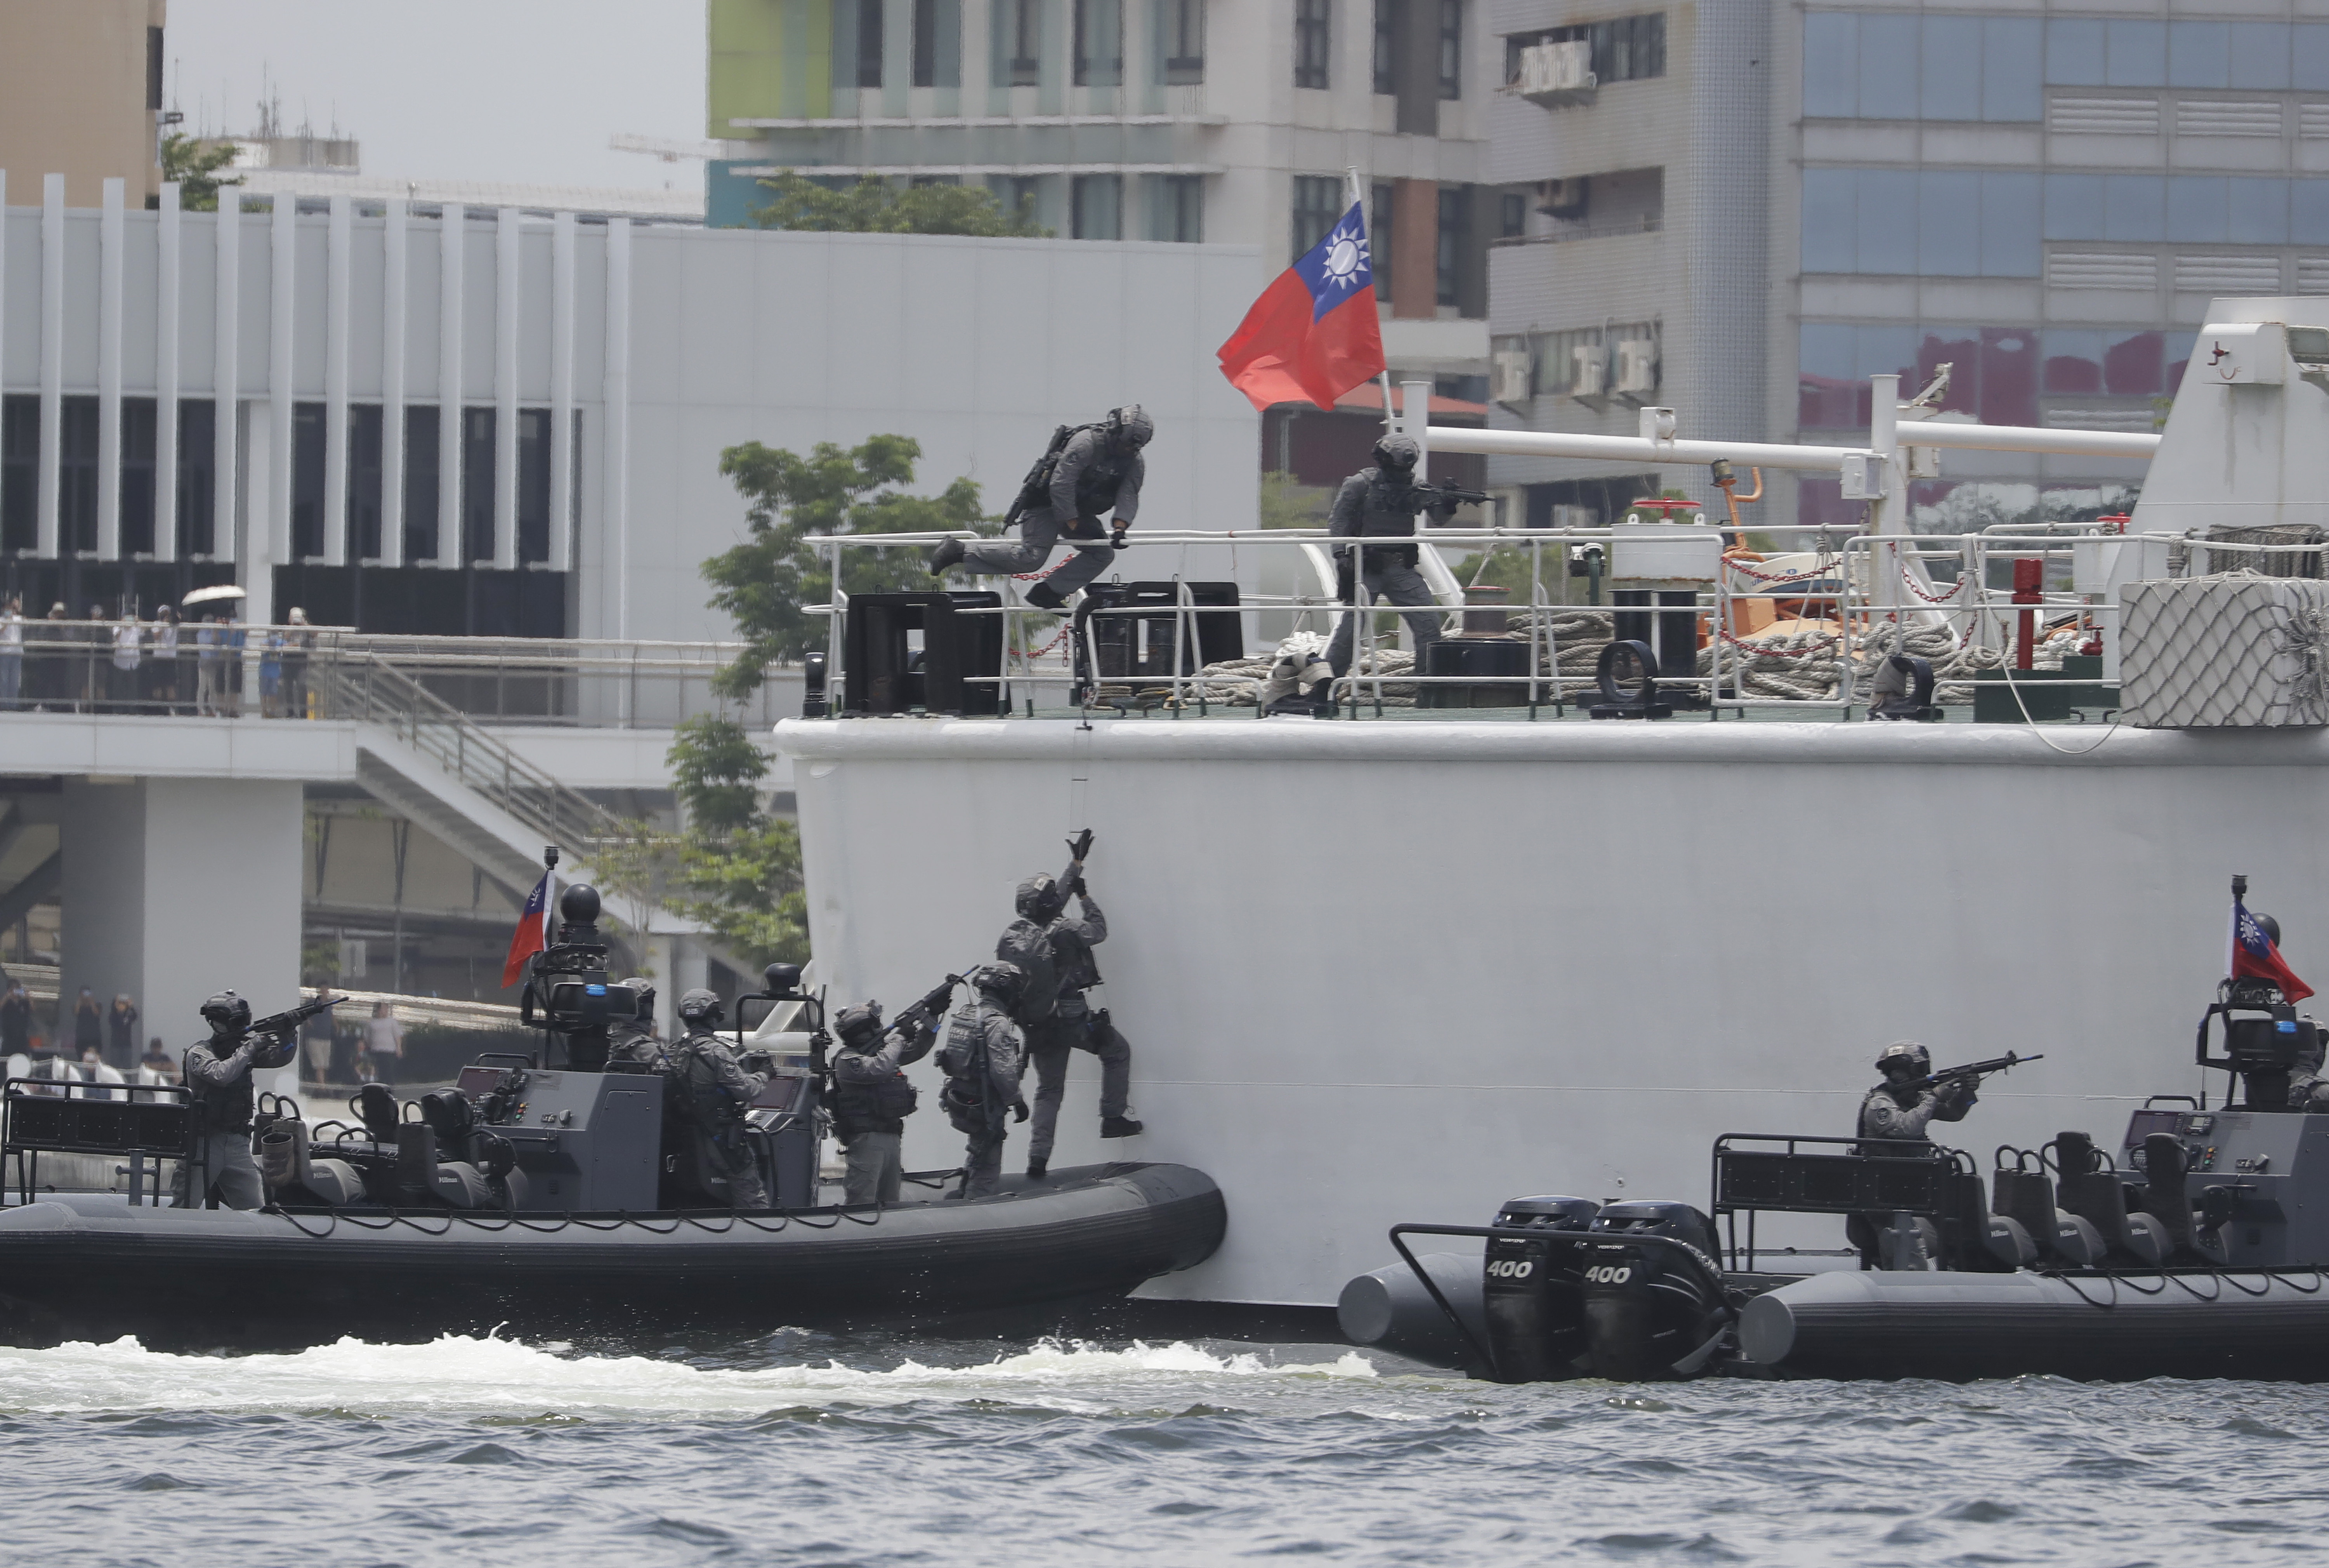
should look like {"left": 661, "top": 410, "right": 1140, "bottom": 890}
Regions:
{"left": 0, "top": 1161, "right": 1225, "bottom": 1349}
{"left": 0, "top": 885, "right": 1225, "bottom": 1348}
{"left": 1346, "top": 933, "right": 2329, "bottom": 1383}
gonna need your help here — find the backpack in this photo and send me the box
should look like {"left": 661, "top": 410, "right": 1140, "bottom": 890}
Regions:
{"left": 1010, "top": 423, "right": 1100, "bottom": 519}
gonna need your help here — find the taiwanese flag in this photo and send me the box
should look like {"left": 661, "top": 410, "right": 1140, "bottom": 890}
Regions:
{"left": 1216, "top": 198, "right": 1387, "bottom": 411}
{"left": 501, "top": 870, "right": 555, "bottom": 990}
{"left": 2234, "top": 897, "right": 2313, "bottom": 1003}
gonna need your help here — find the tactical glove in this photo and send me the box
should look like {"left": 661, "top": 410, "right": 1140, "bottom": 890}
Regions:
{"left": 1012, "top": 1099, "right": 1030, "bottom": 1124}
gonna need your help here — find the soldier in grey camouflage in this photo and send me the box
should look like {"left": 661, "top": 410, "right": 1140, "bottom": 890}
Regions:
{"left": 1857, "top": 1040, "right": 1978, "bottom": 1149}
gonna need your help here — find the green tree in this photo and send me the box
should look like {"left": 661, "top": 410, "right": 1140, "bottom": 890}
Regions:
{"left": 594, "top": 715, "right": 809, "bottom": 970}
{"left": 160, "top": 134, "right": 241, "bottom": 213}
{"left": 704, "top": 434, "right": 997, "bottom": 692}
{"left": 1259, "top": 469, "right": 1333, "bottom": 529}
{"left": 751, "top": 172, "right": 1048, "bottom": 237}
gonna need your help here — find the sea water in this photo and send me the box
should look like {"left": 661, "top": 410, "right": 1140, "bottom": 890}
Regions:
{"left": 0, "top": 1330, "right": 2320, "bottom": 1565}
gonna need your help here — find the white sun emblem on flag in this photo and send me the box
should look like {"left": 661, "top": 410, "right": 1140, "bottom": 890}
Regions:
{"left": 1320, "top": 213, "right": 1368, "bottom": 295}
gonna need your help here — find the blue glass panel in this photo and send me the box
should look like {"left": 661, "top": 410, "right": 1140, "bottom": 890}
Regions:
{"left": 2228, "top": 178, "right": 2288, "bottom": 245}
{"left": 1919, "top": 16, "right": 1981, "bottom": 121}
{"left": 1803, "top": 13, "right": 1858, "bottom": 117}
{"left": 1860, "top": 13, "right": 1918, "bottom": 119}
{"left": 2168, "top": 21, "right": 2229, "bottom": 88}
{"left": 1983, "top": 19, "right": 2043, "bottom": 121}
{"left": 2103, "top": 331, "right": 2164, "bottom": 397}
{"left": 2044, "top": 173, "right": 2104, "bottom": 241}
{"left": 2230, "top": 23, "right": 2291, "bottom": 90}
{"left": 2298, "top": 25, "right": 2329, "bottom": 91}
{"left": 2103, "top": 175, "right": 2164, "bottom": 242}
{"left": 1980, "top": 172, "right": 2042, "bottom": 276}
{"left": 1857, "top": 170, "right": 1917, "bottom": 272}
{"left": 1919, "top": 171, "right": 1980, "bottom": 274}
{"left": 1857, "top": 325, "right": 1918, "bottom": 382}
{"left": 1800, "top": 322, "right": 1855, "bottom": 380}
{"left": 2043, "top": 329, "right": 2103, "bottom": 394}
{"left": 1801, "top": 168, "right": 1858, "bottom": 271}
{"left": 2293, "top": 180, "right": 2329, "bottom": 245}
{"left": 2107, "top": 20, "right": 2166, "bottom": 87}
{"left": 2166, "top": 332, "right": 2198, "bottom": 389}
{"left": 2167, "top": 177, "right": 2228, "bottom": 244}
{"left": 2046, "top": 19, "right": 2105, "bottom": 86}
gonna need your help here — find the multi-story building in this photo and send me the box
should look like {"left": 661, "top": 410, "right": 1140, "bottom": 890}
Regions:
{"left": 1486, "top": 2, "right": 2308, "bottom": 532}
{"left": 0, "top": 0, "right": 170, "bottom": 210}
{"left": 703, "top": 0, "right": 1503, "bottom": 431}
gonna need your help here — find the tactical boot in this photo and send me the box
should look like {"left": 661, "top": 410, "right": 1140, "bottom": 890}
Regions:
{"left": 1024, "top": 582, "right": 1067, "bottom": 612}
{"left": 928, "top": 538, "right": 967, "bottom": 574}
{"left": 1027, "top": 1157, "right": 1048, "bottom": 1180}
{"left": 1100, "top": 1116, "right": 1144, "bottom": 1138}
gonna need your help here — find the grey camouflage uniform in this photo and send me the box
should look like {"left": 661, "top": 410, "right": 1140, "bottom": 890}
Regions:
{"left": 1010, "top": 887, "right": 1132, "bottom": 1162}
{"left": 941, "top": 996, "right": 1025, "bottom": 1197}
{"left": 1857, "top": 1081, "right": 1978, "bottom": 1148}
{"left": 668, "top": 1029, "right": 769, "bottom": 1209}
{"left": 170, "top": 1032, "right": 284, "bottom": 1209}
{"left": 833, "top": 1018, "right": 938, "bottom": 1205}
{"left": 1324, "top": 467, "right": 1459, "bottom": 678}
{"left": 958, "top": 426, "right": 1144, "bottom": 600}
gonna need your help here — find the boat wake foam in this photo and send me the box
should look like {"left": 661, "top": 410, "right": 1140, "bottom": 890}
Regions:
{"left": 0, "top": 1333, "right": 1377, "bottom": 1417}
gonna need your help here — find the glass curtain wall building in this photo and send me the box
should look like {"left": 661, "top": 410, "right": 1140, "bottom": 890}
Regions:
{"left": 1486, "top": 3, "right": 2311, "bottom": 530}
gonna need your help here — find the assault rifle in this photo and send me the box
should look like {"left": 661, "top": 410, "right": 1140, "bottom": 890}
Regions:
{"left": 242, "top": 994, "right": 344, "bottom": 1068}
{"left": 892, "top": 975, "right": 964, "bottom": 1036}
{"left": 1907, "top": 1051, "right": 2043, "bottom": 1091}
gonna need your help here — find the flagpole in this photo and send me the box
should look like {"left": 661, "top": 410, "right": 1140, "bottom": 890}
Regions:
{"left": 2230, "top": 872, "right": 2245, "bottom": 982}
{"left": 1345, "top": 164, "right": 1395, "bottom": 434}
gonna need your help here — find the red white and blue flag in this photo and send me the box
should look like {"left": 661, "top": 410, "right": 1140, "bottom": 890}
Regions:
{"left": 2232, "top": 897, "right": 2313, "bottom": 1003}
{"left": 502, "top": 870, "right": 555, "bottom": 990}
{"left": 1216, "top": 194, "right": 1387, "bottom": 411}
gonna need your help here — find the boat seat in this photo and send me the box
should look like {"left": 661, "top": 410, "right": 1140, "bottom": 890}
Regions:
{"left": 301, "top": 1158, "right": 367, "bottom": 1207}
{"left": 1993, "top": 1162, "right": 2102, "bottom": 1266}
{"left": 2053, "top": 1131, "right": 2169, "bottom": 1268}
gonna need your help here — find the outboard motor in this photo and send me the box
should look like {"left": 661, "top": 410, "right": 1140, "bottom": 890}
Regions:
{"left": 1579, "top": 1201, "right": 1729, "bottom": 1381}
{"left": 1480, "top": 1196, "right": 1599, "bottom": 1384}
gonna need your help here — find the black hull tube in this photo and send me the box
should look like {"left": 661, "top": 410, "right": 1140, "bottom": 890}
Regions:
{"left": 1741, "top": 1268, "right": 2329, "bottom": 1381}
{"left": 0, "top": 1162, "right": 1225, "bottom": 1350}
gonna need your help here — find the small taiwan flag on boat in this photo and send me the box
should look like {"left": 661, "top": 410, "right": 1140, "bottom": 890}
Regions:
{"left": 502, "top": 869, "right": 555, "bottom": 989}
{"left": 1215, "top": 186, "right": 1386, "bottom": 411}
{"left": 2234, "top": 896, "right": 2313, "bottom": 1003}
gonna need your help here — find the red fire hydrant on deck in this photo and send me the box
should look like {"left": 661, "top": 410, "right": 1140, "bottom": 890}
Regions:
{"left": 2012, "top": 557, "right": 2043, "bottom": 670}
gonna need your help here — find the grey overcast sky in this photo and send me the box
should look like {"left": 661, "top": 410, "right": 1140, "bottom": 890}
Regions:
{"left": 167, "top": 0, "right": 707, "bottom": 191}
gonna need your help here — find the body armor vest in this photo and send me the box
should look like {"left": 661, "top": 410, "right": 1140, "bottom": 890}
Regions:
{"left": 833, "top": 1059, "right": 918, "bottom": 1136}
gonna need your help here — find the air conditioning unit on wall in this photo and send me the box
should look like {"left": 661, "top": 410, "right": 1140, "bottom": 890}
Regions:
{"left": 1614, "top": 339, "right": 1659, "bottom": 403}
{"left": 1493, "top": 349, "right": 1534, "bottom": 406}
{"left": 1537, "top": 177, "right": 1588, "bottom": 219}
{"left": 1516, "top": 40, "right": 1596, "bottom": 105}
{"left": 1571, "top": 343, "right": 1609, "bottom": 403}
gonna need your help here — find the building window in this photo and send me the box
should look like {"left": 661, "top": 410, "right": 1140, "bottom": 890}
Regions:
{"left": 1075, "top": 0, "right": 1123, "bottom": 85}
{"left": 1, "top": 396, "right": 35, "bottom": 554}
{"left": 350, "top": 404, "right": 384, "bottom": 559}
{"left": 1508, "top": 12, "right": 1663, "bottom": 88}
{"left": 403, "top": 406, "right": 439, "bottom": 562}
{"left": 1500, "top": 191, "right": 1526, "bottom": 238}
{"left": 859, "top": 0, "right": 885, "bottom": 87}
{"left": 913, "top": 0, "right": 937, "bottom": 85}
{"left": 176, "top": 400, "right": 214, "bottom": 556}
{"left": 1374, "top": 0, "right": 1397, "bottom": 95}
{"left": 120, "top": 398, "right": 156, "bottom": 555}
{"left": 517, "top": 409, "right": 553, "bottom": 565}
{"left": 1152, "top": 173, "right": 1203, "bottom": 241}
{"left": 291, "top": 402, "right": 327, "bottom": 560}
{"left": 1072, "top": 173, "right": 1123, "bottom": 239}
{"left": 1002, "top": 0, "right": 1042, "bottom": 85}
{"left": 1372, "top": 180, "right": 1395, "bottom": 298}
{"left": 462, "top": 408, "right": 496, "bottom": 564}
{"left": 1292, "top": 175, "right": 1342, "bottom": 262}
{"left": 61, "top": 397, "right": 98, "bottom": 557}
{"left": 1158, "top": 0, "right": 1203, "bottom": 83}
{"left": 1436, "top": 184, "right": 1466, "bottom": 307}
{"left": 146, "top": 26, "right": 163, "bottom": 112}
{"left": 1801, "top": 14, "right": 2040, "bottom": 122}
{"left": 1439, "top": 0, "right": 1461, "bottom": 99}
{"left": 1797, "top": 320, "right": 2191, "bottom": 432}
{"left": 992, "top": 173, "right": 1045, "bottom": 228}
{"left": 1295, "top": 0, "right": 1332, "bottom": 90}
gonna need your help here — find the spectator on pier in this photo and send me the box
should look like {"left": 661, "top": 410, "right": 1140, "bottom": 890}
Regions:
{"left": 138, "top": 1037, "right": 179, "bottom": 1087}
{"left": 109, "top": 610, "right": 143, "bottom": 711}
{"left": 0, "top": 978, "right": 30, "bottom": 1058}
{"left": 361, "top": 1001, "right": 403, "bottom": 1085}
{"left": 71, "top": 988, "right": 101, "bottom": 1058}
{"left": 79, "top": 1045, "right": 125, "bottom": 1100}
{"left": 281, "top": 608, "right": 313, "bottom": 719}
{"left": 107, "top": 993, "right": 138, "bottom": 1067}
{"left": 0, "top": 595, "right": 22, "bottom": 710}
{"left": 147, "top": 607, "right": 182, "bottom": 713}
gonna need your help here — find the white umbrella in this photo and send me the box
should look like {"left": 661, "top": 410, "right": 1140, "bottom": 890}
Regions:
{"left": 181, "top": 584, "right": 247, "bottom": 608}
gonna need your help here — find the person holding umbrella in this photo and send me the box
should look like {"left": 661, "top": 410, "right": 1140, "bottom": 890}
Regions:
{"left": 181, "top": 585, "right": 246, "bottom": 717}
